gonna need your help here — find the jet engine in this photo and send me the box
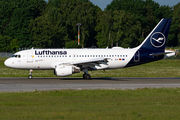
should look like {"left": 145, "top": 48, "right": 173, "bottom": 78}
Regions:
{"left": 54, "top": 65, "right": 80, "bottom": 76}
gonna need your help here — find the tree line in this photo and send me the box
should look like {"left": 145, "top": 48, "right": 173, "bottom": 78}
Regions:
{"left": 0, "top": 0, "right": 180, "bottom": 52}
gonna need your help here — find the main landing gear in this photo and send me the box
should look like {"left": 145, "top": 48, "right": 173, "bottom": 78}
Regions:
{"left": 28, "top": 69, "right": 33, "bottom": 79}
{"left": 83, "top": 73, "right": 91, "bottom": 79}
{"left": 82, "top": 69, "right": 91, "bottom": 79}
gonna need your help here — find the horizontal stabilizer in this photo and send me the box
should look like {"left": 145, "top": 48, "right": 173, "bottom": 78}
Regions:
{"left": 149, "top": 50, "right": 175, "bottom": 58}
{"left": 149, "top": 52, "right": 173, "bottom": 56}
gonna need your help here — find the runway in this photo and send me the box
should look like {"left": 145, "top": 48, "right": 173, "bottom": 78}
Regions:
{"left": 0, "top": 77, "right": 180, "bottom": 92}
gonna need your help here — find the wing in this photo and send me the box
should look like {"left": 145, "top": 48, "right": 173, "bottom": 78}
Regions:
{"left": 50, "top": 58, "right": 109, "bottom": 70}
{"left": 70, "top": 58, "right": 107, "bottom": 64}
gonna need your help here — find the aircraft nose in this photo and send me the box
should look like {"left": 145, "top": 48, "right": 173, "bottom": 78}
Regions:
{"left": 4, "top": 59, "right": 11, "bottom": 67}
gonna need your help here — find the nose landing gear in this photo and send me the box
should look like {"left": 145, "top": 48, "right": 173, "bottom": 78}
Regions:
{"left": 28, "top": 69, "right": 33, "bottom": 79}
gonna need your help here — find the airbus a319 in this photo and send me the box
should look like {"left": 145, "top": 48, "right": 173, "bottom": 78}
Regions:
{"left": 4, "top": 18, "right": 175, "bottom": 79}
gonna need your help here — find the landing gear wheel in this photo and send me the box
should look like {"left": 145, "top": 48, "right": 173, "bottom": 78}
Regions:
{"left": 82, "top": 69, "right": 91, "bottom": 79}
{"left": 28, "top": 75, "right": 33, "bottom": 79}
{"left": 85, "top": 74, "right": 91, "bottom": 79}
{"left": 28, "top": 69, "right": 33, "bottom": 79}
{"left": 83, "top": 74, "right": 91, "bottom": 79}
{"left": 83, "top": 74, "right": 86, "bottom": 79}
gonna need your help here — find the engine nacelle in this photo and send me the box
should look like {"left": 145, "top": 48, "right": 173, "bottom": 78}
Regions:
{"left": 54, "top": 65, "right": 80, "bottom": 76}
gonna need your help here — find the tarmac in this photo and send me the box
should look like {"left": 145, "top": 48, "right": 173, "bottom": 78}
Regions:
{"left": 0, "top": 77, "right": 180, "bottom": 92}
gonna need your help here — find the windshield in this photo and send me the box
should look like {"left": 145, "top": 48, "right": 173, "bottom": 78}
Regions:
{"left": 11, "top": 54, "right": 21, "bottom": 58}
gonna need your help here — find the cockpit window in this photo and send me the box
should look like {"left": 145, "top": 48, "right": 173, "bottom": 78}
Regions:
{"left": 12, "top": 55, "right": 15, "bottom": 57}
{"left": 12, "top": 54, "right": 21, "bottom": 58}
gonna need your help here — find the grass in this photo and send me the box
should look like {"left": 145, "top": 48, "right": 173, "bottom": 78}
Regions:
{"left": 1, "top": 58, "right": 180, "bottom": 77}
{"left": 1, "top": 57, "right": 180, "bottom": 119}
{"left": 0, "top": 89, "right": 180, "bottom": 120}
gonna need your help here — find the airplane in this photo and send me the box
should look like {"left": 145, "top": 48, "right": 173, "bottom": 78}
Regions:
{"left": 4, "top": 18, "right": 176, "bottom": 79}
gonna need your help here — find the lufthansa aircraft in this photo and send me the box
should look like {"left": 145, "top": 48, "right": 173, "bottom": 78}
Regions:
{"left": 4, "top": 18, "right": 175, "bottom": 79}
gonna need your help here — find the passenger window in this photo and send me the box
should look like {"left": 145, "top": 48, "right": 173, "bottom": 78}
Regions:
{"left": 112, "top": 55, "right": 114, "bottom": 57}
{"left": 18, "top": 55, "right": 21, "bottom": 58}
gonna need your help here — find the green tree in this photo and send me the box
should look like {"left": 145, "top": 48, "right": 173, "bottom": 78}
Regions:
{"left": 0, "top": 0, "right": 46, "bottom": 48}
{"left": 171, "top": 3, "right": 180, "bottom": 47}
{"left": 42, "top": 0, "right": 100, "bottom": 48}
{"left": 10, "top": 39, "right": 19, "bottom": 52}
{"left": 0, "top": 35, "right": 11, "bottom": 52}
{"left": 70, "top": 1, "right": 98, "bottom": 48}
{"left": 29, "top": 7, "right": 68, "bottom": 48}
{"left": 95, "top": 11, "right": 113, "bottom": 48}
{"left": 113, "top": 10, "right": 143, "bottom": 48}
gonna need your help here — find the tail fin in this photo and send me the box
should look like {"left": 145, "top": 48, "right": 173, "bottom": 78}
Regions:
{"left": 137, "top": 18, "right": 172, "bottom": 51}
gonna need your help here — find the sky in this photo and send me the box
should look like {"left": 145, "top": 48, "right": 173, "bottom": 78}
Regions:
{"left": 44, "top": 0, "right": 180, "bottom": 10}
{"left": 90, "top": 0, "right": 180, "bottom": 10}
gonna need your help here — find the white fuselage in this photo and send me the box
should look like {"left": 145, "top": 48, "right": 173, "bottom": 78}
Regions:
{"left": 4, "top": 47, "right": 137, "bottom": 70}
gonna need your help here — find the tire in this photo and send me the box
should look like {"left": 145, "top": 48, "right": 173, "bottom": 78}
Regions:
{"left": 85, "top": 74, "right": 91, "bottom": 79}
{"left": 83, "top": 74, "right": 86, "bottom": 79}
{"left": 28, "top": 75, "right": 33, "bottom": 79}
